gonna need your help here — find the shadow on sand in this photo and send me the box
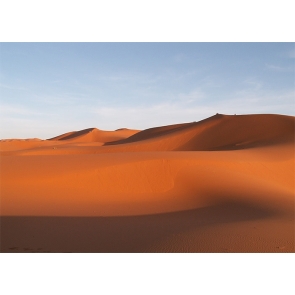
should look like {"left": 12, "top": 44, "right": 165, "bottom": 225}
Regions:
{"left": 0, "top": 199, "right": 279, "bottom": 253}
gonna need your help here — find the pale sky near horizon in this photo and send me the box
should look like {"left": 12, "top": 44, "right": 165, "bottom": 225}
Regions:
{"left": 0, "top": 42, "right": 294, "bottom": 139}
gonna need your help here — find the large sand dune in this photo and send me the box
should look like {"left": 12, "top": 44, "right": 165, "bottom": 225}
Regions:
{"left": 0, "top": 114, "right": 294, "bottom": 252}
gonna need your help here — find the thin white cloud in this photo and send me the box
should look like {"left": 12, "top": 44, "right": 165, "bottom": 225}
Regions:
{"left": 242, "top": 77, "right": 263, "bottom": 90}
{"left": 94, "top": 72, "right": 154, "bottom": 84}
{"left": 31, "top": 93, "right": 87, "bottom": 105}
{"left": 0, "top": 83, "right": 27, "bottom": 90}
{"left": 177, "top": 89, "right": 205, "bottom": 103}
{"left": 266, "top": 63, "right": 293, "bottom": 72}
{"left": 226, "top": 89, "right": 295, "bottom": 114}
{"left": 0, "top": 104, "right": 34, "bottom": 115}
{"left": 93, "top": 69, "right": 204, "bottom": 86}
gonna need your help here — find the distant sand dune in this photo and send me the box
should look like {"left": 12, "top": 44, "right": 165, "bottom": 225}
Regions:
{"left": 47, "top": 127, "right": 139, "bottom": 143}
{"left": 0, "top": 127, "right": 140, "bottom": 153}
{"left": 1, "top": 114, "right": 294, "bottom": 252}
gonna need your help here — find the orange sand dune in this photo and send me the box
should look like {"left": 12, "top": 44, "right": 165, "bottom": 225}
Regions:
{"left": 0, "top": 114, "right": 294, "bottom": 252}
{"left": 104, "top": 114, "right": 294, "bottom": 151}
{"left": 47, "top": 127, "right": 139, "bottom": 143}
{"left": 0, "top": 127, "right": 140, "bottom": 152}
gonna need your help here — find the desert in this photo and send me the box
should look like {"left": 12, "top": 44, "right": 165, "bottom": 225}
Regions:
{"left": 0, "top": 113, "right": 294, "bottom": 252}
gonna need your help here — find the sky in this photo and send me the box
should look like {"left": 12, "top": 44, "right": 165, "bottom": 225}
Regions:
{"left": 0, "top": 42, "right": 294, "bottom": 139}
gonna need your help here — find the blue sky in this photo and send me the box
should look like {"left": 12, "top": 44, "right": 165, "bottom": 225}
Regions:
{"left": 0, "top": 43, "right": 294, "bottom": 139}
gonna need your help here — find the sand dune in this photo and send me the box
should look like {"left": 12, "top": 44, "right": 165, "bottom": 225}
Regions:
{"left": 0, "top": 127, "right": 140, "bottom": 153}
{"left": 104, "top": 113, "right": 294, "bottom": 151}
{"left": 1, "top": 114, "right": 294, "bottom": 252}
{"left": 47, "top": 127, "right": 139, "bottom": 143}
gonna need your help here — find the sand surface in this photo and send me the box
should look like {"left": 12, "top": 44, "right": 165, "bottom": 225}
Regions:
{"left": 1, "top": 114, "right": 294, "bottom": 252}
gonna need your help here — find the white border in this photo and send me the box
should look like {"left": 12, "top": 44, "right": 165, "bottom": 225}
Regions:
{"left": 0, "top": 1, "right": 294, "bottom": 41}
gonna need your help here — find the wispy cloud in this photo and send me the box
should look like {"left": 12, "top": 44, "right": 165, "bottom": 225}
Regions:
{"left": 93, "top": 69, "right": 204, "bottom": 86}
{"left": 242, "top": 77, "right": 263, "bottom": 91}
{"left": 227, "top": 89, "right": 295, "bottom": 114}
{"left": 31, "top": 93, "right": 87, "bottom": 106}
{"left": 177, "top": 89, "right": 205, "bottom": 103}
{"left": 0, "top": 83, "right": 27, "bottom": 90}
{"left": 266, "top": 63, "right": 293, "bottom": 72}
{"left": 94, "top": 72, "right": 155, "bottom": 84}
{"left": 0, "top": 104, "right": 35, "bottom": 116}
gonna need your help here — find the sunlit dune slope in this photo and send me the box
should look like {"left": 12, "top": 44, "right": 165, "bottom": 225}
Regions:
{"left": 1, "top": 113, "right": 294, "bottom": 217}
